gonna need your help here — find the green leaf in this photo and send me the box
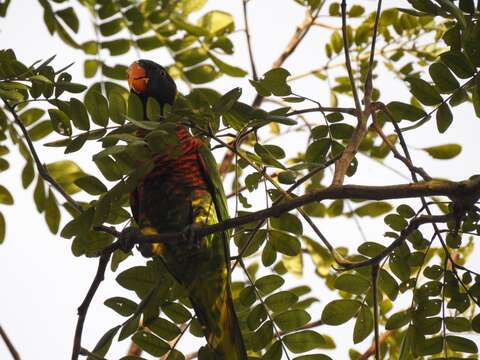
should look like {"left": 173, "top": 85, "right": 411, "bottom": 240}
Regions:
{"left": 175, "top": 47, "right": 208, "bottom": 67}
{"left": 212, "top": 87, "right": 241, "bottom": 114}
{"left": 473, "top": 313, "right": 480, "bottom": 333}
{"left": 283, "top": 330, "right": 324, "bottom": 353}
{"left": 334, "top": 274, "right": 370, "bottom": 295}
{"left": 21, "top": 161, "right": 35, "bottom": 189}
{"left": 321, "top": 299, "right": 361, "bottom": 325}
{"left": 208, "top": 52, "right": 247, "bottom": 77}
{"left": 386, "top": 101, "right": 426, "bottom": 122}
{"left": 108, "top": 91, "right": 126, "bottom": 124}
{"left": 118, "top": 315, "right": 140, "bottom": 341}
{"left": 264, "top": 340, "right": 282, "bottom": 360}
{"left": 46, "top": 160, "right": 83, "bottom": 194}
{"left": 353, "top": 202, "right": 392, "bottom": 218}
{"left": 386, "top": 310, "right": 411, "bottom": 330}
{"left": 0, "top": 185, "right": 13, "bottom": 205}
{"left": 384, "top": 213, "right": 407, "bottom": 231}
{"left": 265, "top": 291, "right": 298, "bottom": 312}
{"left": 436, "top": 102, "right": 453, "bottom": 133}
{"left": 132, "top": 331, "right": 170, "bottom": 357}
{"left": 446, "top": 335, "right": 478, "bottom": 353}
{"left": 75, "top": 175, "right": 107, "bottom": 195}
{"left": 128, "top": 92, "right": 144, "bottom": 121}
{"left": 440, "top": 51, "right": 475, "bottom": 79}
{"left": 270, "top": 213, "right": 303, "bottom": 235}
{"left": 149, "top": 318, "right": 181, "bottom": 341}
{"left": 358, "top": 242, "right": 386, "bottom": 257}
{"left": 104, "top": 297, "right": 137, "bottom": 317}
{"left": 162, "top": 302, "right": 191, "bottom": 323}
{"left": 255, "top": 274, "right": 284, "bottom": 294}
{"left": 84, "top": 59, "right": 98, "bottom": 78}
{"left": 85, "top": 91, "right": 109, "bottom": 126}
{"left": 399, "top": 325, "right": 414, "bottom": 360}
{"left": 146, "top": 97, "right": 161, "bottom": 121}
{"left": 274, "top": 309, "right": 311, "bottom": 332}
{"left": 56, "top": 7, "right": 79, "bottom": 32}
{"left": 70, "top": 98, "right": 90, "bottom": 130}
{"left": 99, "top": 18, "right": 123, "bottom": 36}
{"left": 251, "top": 68, "right": 291, "bottom": 97}
{"left": 87, "top": 326, "right": 121, "bottom": 360}
{"left": 136, "top": 36, "right": 165, "bottom": 51}
{"left": 353, "top": 305, "right": 373, "bottom": 344}
{"left": 48, "top": 108, "right": 71, "bottom": 136}
{"left": 102, "top": 39, "right": 130, "bottom": 56}
{"left": 55, "top": 81, "right": 87, "bottom": 94}
{"left": 19, "top": 108, "right": 44, "bottom": 126}
{"left": 269, "top": 230, "right": 301, "bottom": 256}
{"left": 429, "top": 62, "right": 459, "bottom": 93}
{"left": 247, "top": 304, "right": 267, "bottom": 331}
{"left": 407, "top": 78, "right": 443, "bottom": 106}
{"left": 305, "top": 139, "right": 331, "bottom": 163}
{"left": 419, "top": 336, "right": 442, "bottom": 356}
{"left": 184, "top": 65, "right": 219, "bottom": 84}
{"left": 44, "top": 189, "right": 60, "bottom": 233}
{"left": 198, "top": 10, "right": 234, "bottom": 35}
{"left": 445, "top": 317, "right": 470, "bottom": 332}
{"left": 422, "top": 144, "right": 461, "bottom": 159}
{"left": 397, "top": 204, "right": 415, "bottom": 218}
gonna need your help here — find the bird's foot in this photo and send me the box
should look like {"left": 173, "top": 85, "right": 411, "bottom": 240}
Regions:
{"left": 118, "top": 226, "right": 142, "bottom": 253}
{"left": 182, "top": 224, "right": 202, "bottom": 250}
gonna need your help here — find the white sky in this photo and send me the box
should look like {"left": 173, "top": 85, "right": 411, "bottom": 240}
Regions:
{"left": 1, "top": 0, "right": 480, "bottom": 359}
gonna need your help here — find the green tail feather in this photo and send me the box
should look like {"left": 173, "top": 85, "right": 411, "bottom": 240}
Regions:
{"left": 189, "top": 283, "right": 247, "bottom": 360}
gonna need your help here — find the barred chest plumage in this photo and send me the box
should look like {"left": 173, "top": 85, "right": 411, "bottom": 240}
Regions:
{"left": 130, "top": 126, "right": 211, "bottom": 231}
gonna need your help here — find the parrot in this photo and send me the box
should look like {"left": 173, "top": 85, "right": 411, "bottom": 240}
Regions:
{"left": 126, "top": 59, "right": 247, "bottom": 359}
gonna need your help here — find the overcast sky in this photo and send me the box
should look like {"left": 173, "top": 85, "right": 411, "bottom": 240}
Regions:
{"left": 1, "top": 0, "right": 479, "bottom": 359}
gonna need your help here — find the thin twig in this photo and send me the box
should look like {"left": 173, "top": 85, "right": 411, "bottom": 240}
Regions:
{"left": 242, "top": 0, "right": 258, "bottom": 81}
{"left": 219, "top": 6, "right": 323, "bottom": 175}
{"left": 72, "top": 253, "right": 111, "bottom": 360}
{"left": 0, "top": 325, "right": 21, "bottom": 360}
{"left": 363, "top": 0, "right": 383, "bottom": 107}
{"left": 340, "top": 0, "right": 361, "bottom": 112}
{"left": 371, "top": 111, "right": 431, "bottom": 181}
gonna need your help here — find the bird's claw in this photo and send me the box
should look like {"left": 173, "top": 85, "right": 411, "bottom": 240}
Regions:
{"left": 118, "top": 226, "right": 142, "bottom": 253}
{"left": 182, "top": 224, "right": 202, "bottom": 250}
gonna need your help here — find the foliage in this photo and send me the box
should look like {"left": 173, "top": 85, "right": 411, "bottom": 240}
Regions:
{"left": 1, "top": 0, "right": 480, "bottom": 359}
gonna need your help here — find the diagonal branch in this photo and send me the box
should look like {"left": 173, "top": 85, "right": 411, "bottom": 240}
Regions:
{"left": 0, "top": 324, "right": 21, "bottom": 360}
{"left": 2, "top": 98, "right": 81, "bottom": 213}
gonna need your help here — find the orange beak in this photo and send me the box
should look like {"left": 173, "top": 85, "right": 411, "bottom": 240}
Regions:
{"left": 127, "top": 62, "right": 148, "bottom": 93}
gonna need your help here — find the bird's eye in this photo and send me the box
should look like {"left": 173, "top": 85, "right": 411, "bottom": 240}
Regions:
{"left": 159, "top": 69, "right": 166, "bottom": 76}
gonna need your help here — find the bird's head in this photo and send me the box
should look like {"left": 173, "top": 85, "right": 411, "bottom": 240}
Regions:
{"left": 127, "top": 59, "right": 177, "bottom": 108}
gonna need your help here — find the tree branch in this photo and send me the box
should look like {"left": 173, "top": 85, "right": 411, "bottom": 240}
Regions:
{"left": 72, "top": 253, "right": 111, "bottom": 360}
{"left": 2, "top": 98, "right": 82, "bottom": 213}
{"left": 0, "top": 324, "right": 21, "bottom": 360}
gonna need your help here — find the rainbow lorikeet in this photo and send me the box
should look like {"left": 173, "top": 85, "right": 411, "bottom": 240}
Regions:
{"left": 127, "top": 60, "right": 247, "bottom": 359}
